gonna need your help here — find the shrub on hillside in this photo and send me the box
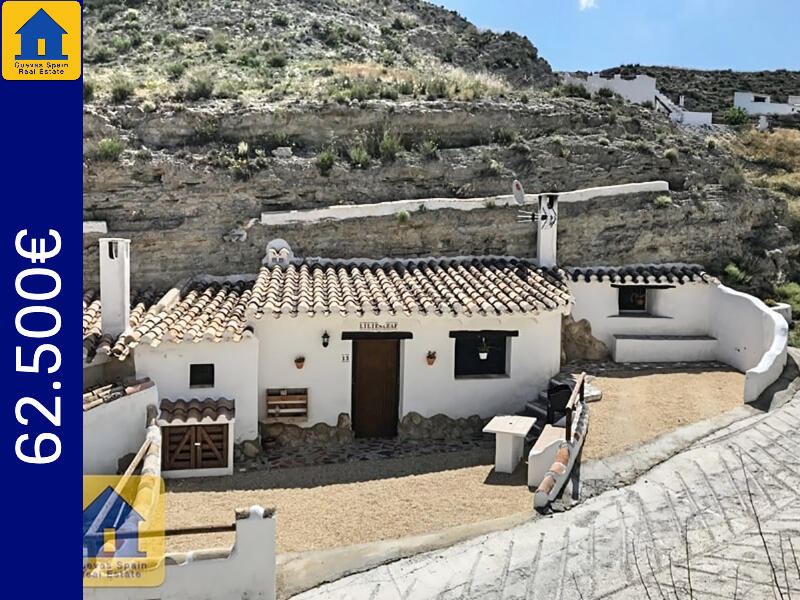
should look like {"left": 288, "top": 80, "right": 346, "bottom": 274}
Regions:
{"left": 724, "top": 107, "right": 750, "bottom": 126}
{"left": 182, "top": 72, "right": 214, "bottom": 100}
{"left": 166, "top": 62, "right": 186, "bottom": 80}
{"left": 110, "top": 78, "right": 134, "bottom": 103}
{"left": 419, "top": 139, "right": 439, "bottom": 159}
{"left": 663, "top": 147, "right": 679, "bottom": 163}
{"left": 348, "top": 145, "right": 370, "bottom": 169}
{"left": 83, "top": 80, "right": 94, "bottom": 102}
{"left": 562, "top": 83, "right": 591, "bottom": 99}
{"left": 653, "top": 195, "right": 673, "bottom": 208}
{"left": 271, "top": 12, "right": 290, "bottom": 27}
{"left": 378, "top": 131, "right": 403, "bottom": 161}
{"left": 720, "top": 167, "right": 745, "bottom": 191}
{"left": 315, "top": 148, "right": 336, "bottom": 174}
{"left": 95, "top": 138, "right": 126, "bottom": 162}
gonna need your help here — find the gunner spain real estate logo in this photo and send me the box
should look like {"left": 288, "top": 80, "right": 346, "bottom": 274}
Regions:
{"left": 2, "top": 1, "right": 81, "bottom": 80}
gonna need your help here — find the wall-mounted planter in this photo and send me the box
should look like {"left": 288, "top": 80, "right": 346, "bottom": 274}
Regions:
{"left": 294, "top": 357, "right": 305, "bottom": 369}
{"left": 426, "top": 351, "right": 437, "bottom": 366}
{"left": 478, "top": 351, "right": 489, "bottom": 361}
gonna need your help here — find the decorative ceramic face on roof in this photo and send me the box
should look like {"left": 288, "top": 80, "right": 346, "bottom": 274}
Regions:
{"left": 263, "top": 239, "right": 294, "bottom": 267}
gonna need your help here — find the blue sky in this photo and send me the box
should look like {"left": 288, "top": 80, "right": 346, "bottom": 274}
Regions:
{"left": 436, "top": 0, "right": 800, "bottom": 72}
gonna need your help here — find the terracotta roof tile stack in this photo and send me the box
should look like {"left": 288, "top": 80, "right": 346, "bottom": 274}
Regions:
{"left": 247, "top": 257, "right": 573, "bottom": 318}
{"left": 82, "top": 377, "right": 154, "bottom": 412}
{"left": 83, "top": 289, "right": 161, "bottom": 362}
{"left": 566, "top": 263, "right": 716, "bottom": 285}
{"left": 113, "top": 280, "right": 254, "bottom": 360}
{"left": 158, "top": 397, "right": 235, "bottom": 425}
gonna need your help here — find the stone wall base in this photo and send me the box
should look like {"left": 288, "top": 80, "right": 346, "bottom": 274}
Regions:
{"left": 259, "top": 413, "right": 354, "bottom": 448}
{"left": 398, "top": 411, "right": 488, "bottom": 440}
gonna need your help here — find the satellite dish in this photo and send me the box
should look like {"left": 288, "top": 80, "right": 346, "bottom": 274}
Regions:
{"left": 512, "top": 180, "right": 525, "bottom": 206}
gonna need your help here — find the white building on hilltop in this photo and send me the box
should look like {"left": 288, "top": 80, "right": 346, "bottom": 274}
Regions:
{"left": 734, "top": 91, "right": 800, "bottom": 116}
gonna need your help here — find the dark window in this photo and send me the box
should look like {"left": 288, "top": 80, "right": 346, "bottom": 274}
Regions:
{"left": 618, "top": 286, "right": 647, "bottom": 312}
{"left": 189, "top": 363, "right": 215, "bottom": 388}
{"left": 454, "top": 333, "right": 508, "bottom": 378}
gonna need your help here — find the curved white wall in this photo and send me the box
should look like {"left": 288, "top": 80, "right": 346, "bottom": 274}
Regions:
{"left": 709, "top": 285, "right": 788, "bottom": 402}
{"left": 570, "top": 280, "right": 789, "bottom": 402}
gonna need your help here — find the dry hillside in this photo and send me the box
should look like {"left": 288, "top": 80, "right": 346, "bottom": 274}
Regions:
{"left": 83, "top": 0, "right": 797, "bottom": 331}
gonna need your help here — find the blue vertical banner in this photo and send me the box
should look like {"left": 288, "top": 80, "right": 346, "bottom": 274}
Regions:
{"left": 1, "top": 1, "right": 82, "bottom": 598}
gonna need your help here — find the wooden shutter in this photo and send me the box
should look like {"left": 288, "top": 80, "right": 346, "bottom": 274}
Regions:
{"left": 162, "top": 424, "right": 229, "bottom": 471}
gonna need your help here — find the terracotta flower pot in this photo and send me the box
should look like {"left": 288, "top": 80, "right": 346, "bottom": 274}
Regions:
{"left": 426, "top": 356, "right": 436, "bottom": 366}
{"left": 478, "top": 351, "right": 489, "bottom": 360}
{"left": 294, "top": 359, "right": 305, "bottom": 369}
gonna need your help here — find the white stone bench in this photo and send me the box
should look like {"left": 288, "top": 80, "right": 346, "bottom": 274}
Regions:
{"left": 612, "top": 334, "right": 717, "bottom": 363}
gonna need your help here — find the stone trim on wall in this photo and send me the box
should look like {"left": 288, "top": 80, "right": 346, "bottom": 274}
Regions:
{"left": 398, "top": 411, "right": 489, "bottom": 440}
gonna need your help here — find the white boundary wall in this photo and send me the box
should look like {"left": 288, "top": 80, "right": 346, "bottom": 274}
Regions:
{"left": 562, "top": 73, "right": 657, "bottom": 104}
{"left": 261, "top": 181, "right": 669, "bottom": 226}
{"left": 709, "top": 285, "right": 788, "bottom": 402}
{"left": 83, "top": 384, "right": 159, "bottom": 475}
{"left": 84, "top": 221, "right": 108, "bottom": 234}
{"left": 734, "top": 91, "right": 800, "bottom": 116}
{"left": 83, "top": 507, "right": 276, "bottom": 600}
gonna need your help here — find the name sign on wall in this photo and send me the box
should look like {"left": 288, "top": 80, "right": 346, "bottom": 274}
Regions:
{"left": 359, "top": 322, "right": 398, "bottom": 330}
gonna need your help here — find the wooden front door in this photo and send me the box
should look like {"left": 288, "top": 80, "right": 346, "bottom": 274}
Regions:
{"left": 352, "top": 339, "right": 400, "bottom": 438}
{"left": 162, "top": 424, "right": 229, "bottom": 470}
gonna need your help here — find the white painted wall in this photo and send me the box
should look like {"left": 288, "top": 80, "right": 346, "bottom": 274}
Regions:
{"left": 253, "top": 311, "right": 565, "bottom": 426}
{"left": 562, "top": 73, "right": 656, "bottom": 104}
{"left": 569, "top": 281, "right": 714, "bottom": 351}
{"left": 83, "top": 221, "right": 107, "bottom": 234}
{"left": 83, "top": 507, "right": 276, "bottom": 600}
{"left": 709, "top": 285, "right": 788, "bottom": 402}
{"left": 260, "top": 181, "right": 669, "bottom": 226}
{"left": 671, "top": 110, "right": 713, "bottom": 126}
{"left": 134, "top": 338, "right": 260, "bottom": 443}
{"left": 734, "top": 91, "right": 800, "bottom": 116}
{"left": 83, "top": 384, "right": 159, "bottom": 475}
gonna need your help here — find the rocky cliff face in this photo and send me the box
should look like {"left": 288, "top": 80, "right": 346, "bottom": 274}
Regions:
{"left": 84, "top": 94, "right": 792, "bottom": 292}
{"left": 82, "top": 1, "right": 795, "bottom": 295}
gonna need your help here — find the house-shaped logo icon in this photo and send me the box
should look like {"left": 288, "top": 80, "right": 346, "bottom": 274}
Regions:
{"left": 82, "top": 486, "right": 146, "bottom": 559}
{"left": 14, "top": 8, "right": 67, "bottom": 60}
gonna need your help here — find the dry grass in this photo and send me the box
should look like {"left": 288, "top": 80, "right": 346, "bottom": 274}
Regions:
{"left": 164, "top": 369, "right": 744, "bottom": 554}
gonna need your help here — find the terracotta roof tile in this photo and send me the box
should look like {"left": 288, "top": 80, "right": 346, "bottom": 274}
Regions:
{"left": 84, "top": 257, "right": 573, "bottom": 360}
{"left": 83, "top": 377, "right": 154, "bottom": 412}
{"left": 566, "top": 263, "right": 716, "bottom": 285}
{"left": 158, "top": 397, "right": 235, "bottom": 425}
{"left": 247, "top": 257, "right": 573, "bottom": 319}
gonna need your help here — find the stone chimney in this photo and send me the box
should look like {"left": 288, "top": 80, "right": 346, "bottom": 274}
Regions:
{"left": 536, "top": 194, "right": 559, "bottom": 268}
{"left": 99, "top": 238, "right": 130, "bottom": 337}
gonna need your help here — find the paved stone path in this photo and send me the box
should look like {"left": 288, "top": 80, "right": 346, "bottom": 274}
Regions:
{"left": 293, "top": 392, "right": 800, "bottom": 600}
{"left": 237, "top": 435, "right": 492, "bottom": 471}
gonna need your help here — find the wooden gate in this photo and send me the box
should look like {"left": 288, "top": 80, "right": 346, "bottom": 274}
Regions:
{"left": 162, "top": 424, "right": 229, "bottom": 471}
